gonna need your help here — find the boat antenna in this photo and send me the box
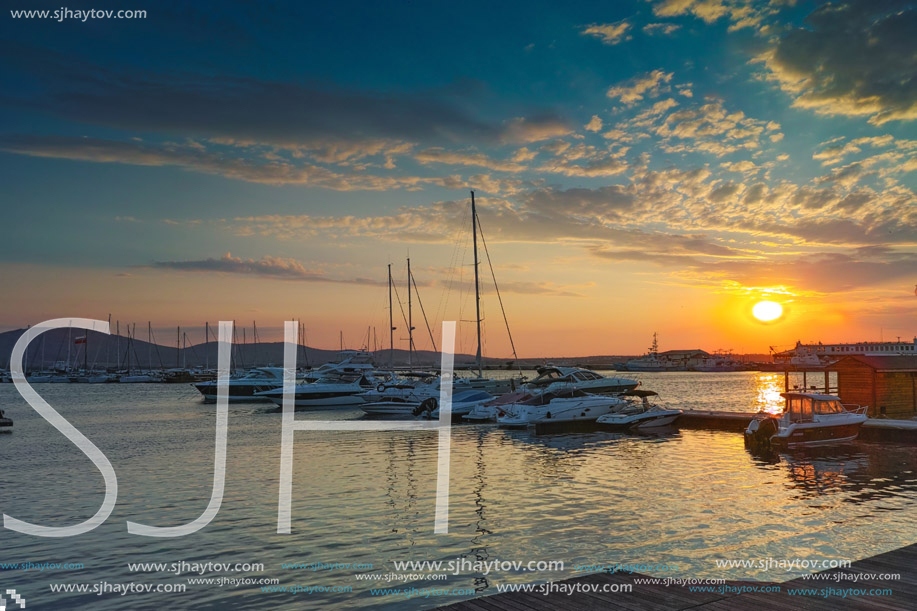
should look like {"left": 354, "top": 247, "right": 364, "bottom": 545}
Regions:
{"left": 475, "top": 204, "right": 518, "bottom": 363}
{"left": 471, "top": 191, "right": 483, "bottom": 378}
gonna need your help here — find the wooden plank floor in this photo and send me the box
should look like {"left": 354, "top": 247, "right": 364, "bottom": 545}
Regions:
{"left": 437, "top": 543, "right": 917, "bottom": 611}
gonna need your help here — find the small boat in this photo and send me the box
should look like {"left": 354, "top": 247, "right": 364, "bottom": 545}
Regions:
{"left": 0, "top": 409, "right": 12, "bottom": 431}
{"left": 193, "top": 367, "right": 286, "bottom": 402}
{"left": 256, "top": 372, "right": 390, "bottom": 409}
{"left": 526, "top": 365, "right": 638, "bottom": 395}
{"left": 744, "top": 392, "right": 868, "bottom": 449}
{"left": 596, "top": 390, "right": 682, "bottom": 430}
{"left": 496, "top": 389, "right": 626, "bottom": 427}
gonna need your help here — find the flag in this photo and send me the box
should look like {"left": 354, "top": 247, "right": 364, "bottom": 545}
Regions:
{"left": 74, "top": 336, "right": 87, "bottom": 344}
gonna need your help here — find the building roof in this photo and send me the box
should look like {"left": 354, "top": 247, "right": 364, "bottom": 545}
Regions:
{"left": 830, "top": 355, "right": 917, "bottom": 372}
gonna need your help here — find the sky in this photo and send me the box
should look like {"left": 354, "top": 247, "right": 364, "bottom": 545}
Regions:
{"left": 0, "top": 0, "right": 915, "bottom": 357}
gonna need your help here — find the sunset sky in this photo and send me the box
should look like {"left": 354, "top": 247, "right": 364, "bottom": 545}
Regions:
{"left": 1, "top": 0, "right": 915, "bottom": 357}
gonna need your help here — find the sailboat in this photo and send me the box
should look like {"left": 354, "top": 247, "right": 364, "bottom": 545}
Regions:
{"left": 459, "top": 191, "right": 525, "bottom": 395}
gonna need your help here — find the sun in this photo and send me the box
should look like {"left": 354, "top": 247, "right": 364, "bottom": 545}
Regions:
{"left": 753, "top": 300, "right": 784, "bottom": 322}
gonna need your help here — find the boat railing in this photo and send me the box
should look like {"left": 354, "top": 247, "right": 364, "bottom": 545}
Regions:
{"left": 842, "top": 403, "right": 868, "bottom": 415}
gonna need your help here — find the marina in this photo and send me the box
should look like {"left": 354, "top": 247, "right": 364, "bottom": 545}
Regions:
{"left": 3, "top": 3, "right": 916, "bottom": 609}
{"left": 1, "top": 372, "right": 914, "bottom": 610}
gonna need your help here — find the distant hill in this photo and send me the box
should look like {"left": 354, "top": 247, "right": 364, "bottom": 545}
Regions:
{"left": 0, "top": 327, "right": 772, "bottom": 371}
{"left": 0, "top": 327, "right": 522, "bottom": 371}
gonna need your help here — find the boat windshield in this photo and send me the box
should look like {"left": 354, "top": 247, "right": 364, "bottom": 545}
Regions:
{"left": 786, "top": 397, "right": 815, "bottom": 422}
{"left": 531, "top": 370, "right": 563, "bottom": 384}
{"left": 814, "top": 399, "right": 845, "bottom": 414}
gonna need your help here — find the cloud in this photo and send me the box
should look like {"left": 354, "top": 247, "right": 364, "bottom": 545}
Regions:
{"left": 651, "top": 0, "right": 779, "bottom": 33}
{"left": 415, "top": 148, "right": 526, "bottom": 172}
{"left": 500, "top": 116, "right": 575, "bottom": 143}
{"left": 760, "top": 0, "right": 917, "bottom": 125}
{"left": 606, "top": 70, "right": 673, "bottom": 104}
{"left": 149, "top": 252, "right": 383, "bottom": 285}
{"left": 584, "top": 115, "right": 603, "bottom": 132}
{"left": 0, "top": 134, "right": 456, "bottom": 190}
{"left": 643, "top": 22, "right": 682, "bottom": 36}
{"left": 0, "top": 41, "right": 574, "bottom": 150}
{"left": 581, "top": 20, "right": 633, "bottom": 45}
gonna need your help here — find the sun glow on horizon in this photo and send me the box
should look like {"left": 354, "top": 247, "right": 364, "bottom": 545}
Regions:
{"left": 753, "top": 300, "right": 784, "bottom": 322}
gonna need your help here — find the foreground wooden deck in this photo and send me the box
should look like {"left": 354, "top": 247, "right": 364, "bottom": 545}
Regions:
{"left": 438, "top": 543, "right": 917, "bottom": 610}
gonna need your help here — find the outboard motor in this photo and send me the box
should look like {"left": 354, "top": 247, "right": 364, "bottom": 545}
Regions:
{"left": 744, "top": 414, "right": 779, "bottom": 450}
{"left": 412, "top": 397, "right": 438, "bottom": 418}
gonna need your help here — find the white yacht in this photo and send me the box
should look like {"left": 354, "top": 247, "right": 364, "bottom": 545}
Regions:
{"left": 302, "top": 350, "right": 376, "bottom": 382}
{"left": 526, "top": 366, "right": 638, "bottom": 395}
{"left": 597, "top": 390, "right": 682, "bottom": 430}
{"left": 496, "top": 390, "right": 627, "bottom": 427}
{"left": 193, "top": 367, "right": 285, "bottom": 402}
{"left": 624, "top": 333, "right": 681, "bottom": 372}
{"left": 745, "top": 392, "right": 868, "bottom": 449}
{"left": 255, "top": 372, "right": 391, "bottom": 409}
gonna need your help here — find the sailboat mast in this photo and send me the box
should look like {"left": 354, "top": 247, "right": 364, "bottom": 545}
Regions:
{"left": 388, "top": 264, "right": 395, "bottom": 368}
{"left": 471, "top": 190, "right": 483, "bottom": 378}
{"left": 407, "top": 257, "right": 414, "bottom": 367}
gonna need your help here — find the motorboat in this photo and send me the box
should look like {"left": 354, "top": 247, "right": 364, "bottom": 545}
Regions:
{"left": 425, "top": 390, "right": 497, "bottom": 420}
{"left": 496, "top": 389, "right": 627, "bottom": 427}
{"left": 464, "top": 390, "right": 535, "bottom": 422}
{"left": 362, "top": 389, "right": 494, "bottom": 418}
{"left": 596, "top": 390, "right": 682, "bottom": 430}
{"left": 359, "top": 371, "right": 441, "bottom": 403}
{"left": 526, "top": 365, "right": 638, "bottom": 395}
{"left": 358, "top": 372, "right": 447, "bottom": 416}
{"left": 744, "top": 392, "right": 868, "bottom": 449}
{"left": 193, "top": 367, "right": 285, "bottom": 402}
{"left": 255, "top": 372, "right": 391, "bottom": 408}
{"left": 381, "top": 390, "right": 496, "bottom": 420}
{"left": 302, "top": 350, "right": 376, "bottom": 382}
{"left": 0, "top": 409, "right": 12, "bottom": 431}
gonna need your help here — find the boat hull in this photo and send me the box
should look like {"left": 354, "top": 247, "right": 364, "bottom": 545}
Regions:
{"left": 773, "top": 422, "right": 864, "bottom": 448}
{"left": 195, "top": 384, "right": 280, "bottom": 402}
{"left": 264, "top": 393, "right": 366, "bottom": 409}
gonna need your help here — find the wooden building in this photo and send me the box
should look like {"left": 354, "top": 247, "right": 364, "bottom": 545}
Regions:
{"left": 832, "top": 355, "right": 917, "bottom": 418}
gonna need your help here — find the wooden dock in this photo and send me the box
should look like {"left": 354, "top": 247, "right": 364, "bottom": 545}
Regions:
{"left": 534, "top": 410, "right": 917, "bottom": 443}
{"left": 438, "top": 543, "right": 917, "bottom": 610}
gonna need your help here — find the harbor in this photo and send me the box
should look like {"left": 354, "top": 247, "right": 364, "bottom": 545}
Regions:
{"left": 2, "top": 371, "right": 915, "bottom": 610}
{"left": 3, "top": 1, "right": 916, "bottom": 609}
